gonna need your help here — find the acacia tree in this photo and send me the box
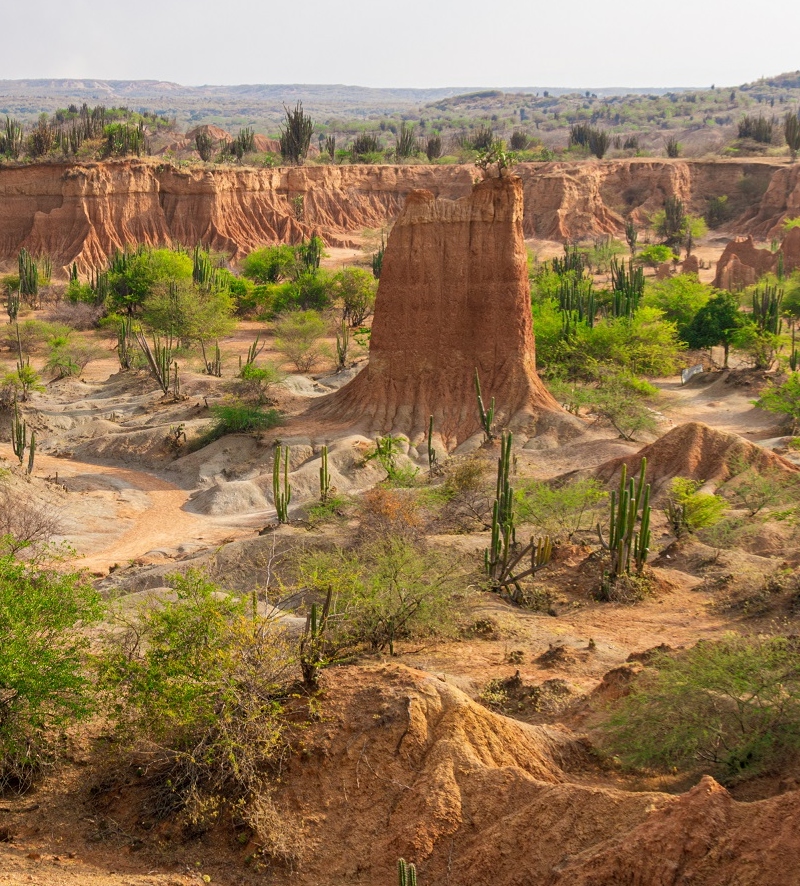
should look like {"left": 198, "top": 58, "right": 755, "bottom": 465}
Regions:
{"left": 684, "top": 291, "right": 743, "bottom": 367}
{"left": 279, "top": 102, "right": 314, "bottom": 165}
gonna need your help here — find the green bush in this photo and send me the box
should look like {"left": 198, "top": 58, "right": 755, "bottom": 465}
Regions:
{"left": 755, "top": 373, "right": 800, "bottom": 431}
{"left": 241, "top": 245, "right": 298, "bottom": 284}
{"left": 515, "top": 478, "right": 607, "bottom": 541}
{"left": 665, "top": 477, "right": 726, "bottom": 537}
{"left": 209, "top": 401, "right": 282, "bottom": 436}
{"left": 0, "top": 552, "right": 102, "bottom": 791}
{"left": 637, "top": 244, "right": 676, "bottom": 268}
{"left": 599, "top": 635, "right": 800, "bottom": 781}
{"left": 274, "top": 309, "right": 327, "bottom": 372}
{"left": 642, "top": 275, "right": 712, "bottom": 338}
{"left": 101, "top": 569, "right": 295, "bottom": 836}
{"left": 296, "top": 539, "right": 467, "bottom": 656}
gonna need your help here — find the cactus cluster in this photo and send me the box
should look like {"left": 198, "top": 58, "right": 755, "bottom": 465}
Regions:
{"left": 372, "top": 233, "right": 386, "bottom": 279}
{"left": 427, "top": 415, "right": 439, "bottom": 476}
{"left": 280, "top": 101, "right": 314, "bottom": 165}
{"left": 18, "top": 248, "right": 38, "bottom": 304}
{"left": 609, "top": 257, "right": 644, "bottom": 318}
{"left": 597, "top": 458, "right": 651, "bottom": 596}
{"left": 752, "top": 284, "right": 783, "bottom": 335}
{"left": 485, "top": 432, "right": 553, "bottom": 602}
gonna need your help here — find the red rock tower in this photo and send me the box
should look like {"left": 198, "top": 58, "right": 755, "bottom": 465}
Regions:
{"left": 314, "top": 174, "right": 573, "bottom": 449}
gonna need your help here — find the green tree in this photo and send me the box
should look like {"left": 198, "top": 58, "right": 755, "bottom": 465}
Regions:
{"left": 333, "top": 267, "right": 377, "bottom": 326}
{"left": 642, "top": 275, "right": 712, "bottom": 338}
{"left": 108, "top": 248, "right": 193, "bottom": 314}
{"left": 241, "top": 245, "right": 298, "bottom": 284}
{"left": 684, "top": 291, "right": 743, "bottom": 367}
{"left": 785, "top": 111, "right": 800, "bottom": 161}
{"left": 0, "top": 553, "right": 102, "bottom": 790}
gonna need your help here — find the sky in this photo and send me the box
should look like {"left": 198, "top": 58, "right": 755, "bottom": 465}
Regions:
{"left": 2, "top": 0, "right": 798, "bottom": 90}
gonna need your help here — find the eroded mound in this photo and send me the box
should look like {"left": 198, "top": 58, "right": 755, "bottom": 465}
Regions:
{"left": 596, "top": 421, "right": 799, "bottom": 492}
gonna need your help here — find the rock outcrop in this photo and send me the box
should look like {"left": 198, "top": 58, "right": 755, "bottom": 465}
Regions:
{"left": 713, "top": 236, "right": 778, "bottom": 289}
{"left": 311, "top": 175, "right": 575, "bottom": 448}
{"left": 0, "top": 157, "right": 797, "bottom": 275}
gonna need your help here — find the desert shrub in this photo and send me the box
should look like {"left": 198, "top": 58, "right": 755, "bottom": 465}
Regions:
{"left": 515, "top": 478, "right": 607, "bottom": 540}
{"left": 141, "top": 280, "right": 235, "bottom": 345}
{"left": 664, "top": 477, "right": 726, "bottom": 538}
{"left": 64, "top": 279, "right": 99, "bottom": 305}
{"left": 295, "top": 538, "right": 467, "bottom": 655}
{"left": 2, "top": 319, "right": 71, "bottom": 354}
{"left": 274, "top": 309, "right": 327, "bottom": 372}
{"left": 209, "top": 401, "right": 282, "bottom": 436}
{"left": 47, "top": 301, "right": 104, "bottom": 330}
{"left": 731, "top": 323, "right": 779, "bottom": 370}
{"left": 237, "top": 362, "right": 284, "bottom": 404}
{"left": 583, "top": 372, "right": 661, "bottom": 440}
{"left": 599, "top": 635, "right": 800, "bottom": 781}
{"left": 45, "top": 340, "right": 101, "bottom": 379}
{"left": 1, "top": 365, "right": 45, "bottom": 402}
{"left": 269, "top": 270, "right": 334, "bottom": 314}
{"left": 0, "top": 485, "right": 64, "bottom": 558}
{"left": 434, "top": 457, "right": 494, "bottom": 532}
{"left": 755, "top": 373, "right": 800, "bottom": 432}
{"left": 357, "top": 487, "right": 426, "bottom": 543}
{"left": 101, "top": 570, "right": 296, "bottom": 841}
{"left": 364, "top": 435, "right": 419, "bottom": 487}
{"left": 722, "top": 460, "right": 799, "bottom": 517}
{"left": 0, "top": 552, "right": 102, "bottom": 792}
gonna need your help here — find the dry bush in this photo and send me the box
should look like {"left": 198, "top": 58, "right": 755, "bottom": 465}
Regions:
{"left": 435, "top": 456, "right": 493, "bottom": 532}
{"left": 47, "top": 301, "right": 104, "bottom": 330}
{"left": 0, "top": 485, "right": 63, "bottom": 557}
{"left": 356, "top": 486, "right": 426, "bottom": 543}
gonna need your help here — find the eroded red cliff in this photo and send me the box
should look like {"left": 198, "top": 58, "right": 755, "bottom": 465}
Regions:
{"left": 0, "top": 158, "right": 798, "bottom": 274}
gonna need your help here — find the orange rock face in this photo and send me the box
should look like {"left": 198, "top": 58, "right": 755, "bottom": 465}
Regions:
{"left": 713, "top": 237, "right": 777, "bottom": 289}
{"left": 312, "top": 175, "right": 574, "bottom": 448}
{"left": 0, "top": 157, "right": 797, "bottom": 276}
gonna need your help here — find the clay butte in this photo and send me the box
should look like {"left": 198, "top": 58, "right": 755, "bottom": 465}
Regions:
{"left": 310, "top": 174, "right": 581, "bottom": 449}
{"left": 1, "top": 158, "right": 800, "bottom": 273}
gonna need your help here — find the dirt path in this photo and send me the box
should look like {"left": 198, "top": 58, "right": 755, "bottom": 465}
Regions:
{"left": 0, "top": 444, "right": 265, "bottom": 573}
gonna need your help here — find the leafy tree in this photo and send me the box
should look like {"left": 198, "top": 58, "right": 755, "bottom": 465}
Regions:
{"left": 107, "top": 248, "right": 193, "bottom": 314}
{"left": 333, "top": 267, "right": 377, "bottom": 326}
{"left": 642, "top": 274, "right": 712, "bottom": 338}
{"left": 600, "top": 635, "right": 800, "bottom": 781}
{"left": 637, "top": 244, "right": 676, "bottom": 268}
{"left": 241, "top": 245, "right": 298, "bottom": 284}
{"left": 0, "top": 553, "right": 102, "bottom": 790}
{"left": 141, "top": 280, "right": 235, "bottom": 346}
{"left": 684, "top": 291, "right": 743, "bottom": 367}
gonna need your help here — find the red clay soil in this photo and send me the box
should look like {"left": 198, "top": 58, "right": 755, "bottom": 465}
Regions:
{"left": 218, "top": 665, "right": 800, "bottom": 885}
{"left": 310, "top": 175, "right": 579, "bottom": 448}
{"left": 595, "top": 421, "right": 799, "bottom": 492}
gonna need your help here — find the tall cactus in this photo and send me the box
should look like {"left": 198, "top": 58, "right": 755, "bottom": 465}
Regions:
{"left": 11, "top": 401, "right": 26, "bottom": 465}
{"left": 273, "top": 445, "right": 292, "bottom": 523}
{"left": 474, "top": 368, "right": 495, "bottom": 441}
{"left": 752, "top": 284, "right": 783, "bottom": 335}
{"left": 427, "top": 415, "right": 438, "bottom": 475}
{"left": 597, "top": 457, "right": 651, "bottom": 597}
{"left": 319, "top": 445, "right": 331, "bottom": 504}
{"left": 27, "top": 431, "right": 36, "bottom": 476}
{"left": 18, "top": 248, "right": 38, "bottom": 305}
{"left": 398, "top": 859, "right": 417, "bottom": 886}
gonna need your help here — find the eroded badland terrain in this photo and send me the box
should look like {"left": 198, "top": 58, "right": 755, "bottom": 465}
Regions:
{"left": 2, "top": 106, "right": 800, "bottom": 886}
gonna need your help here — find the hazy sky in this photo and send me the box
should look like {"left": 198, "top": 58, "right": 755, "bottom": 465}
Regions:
{"left": 3, "top": 0, "right": 798, "bottom": 89}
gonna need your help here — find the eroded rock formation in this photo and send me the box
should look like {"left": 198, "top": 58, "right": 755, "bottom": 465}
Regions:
{"left": 713, "top": 227, "right": 800, "bottom": 289}
{"left": 1, "top": 158, "right": 798, "bottom": 275}
{"left": 311, "top": 175, "right": 575, "bottom": 448}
